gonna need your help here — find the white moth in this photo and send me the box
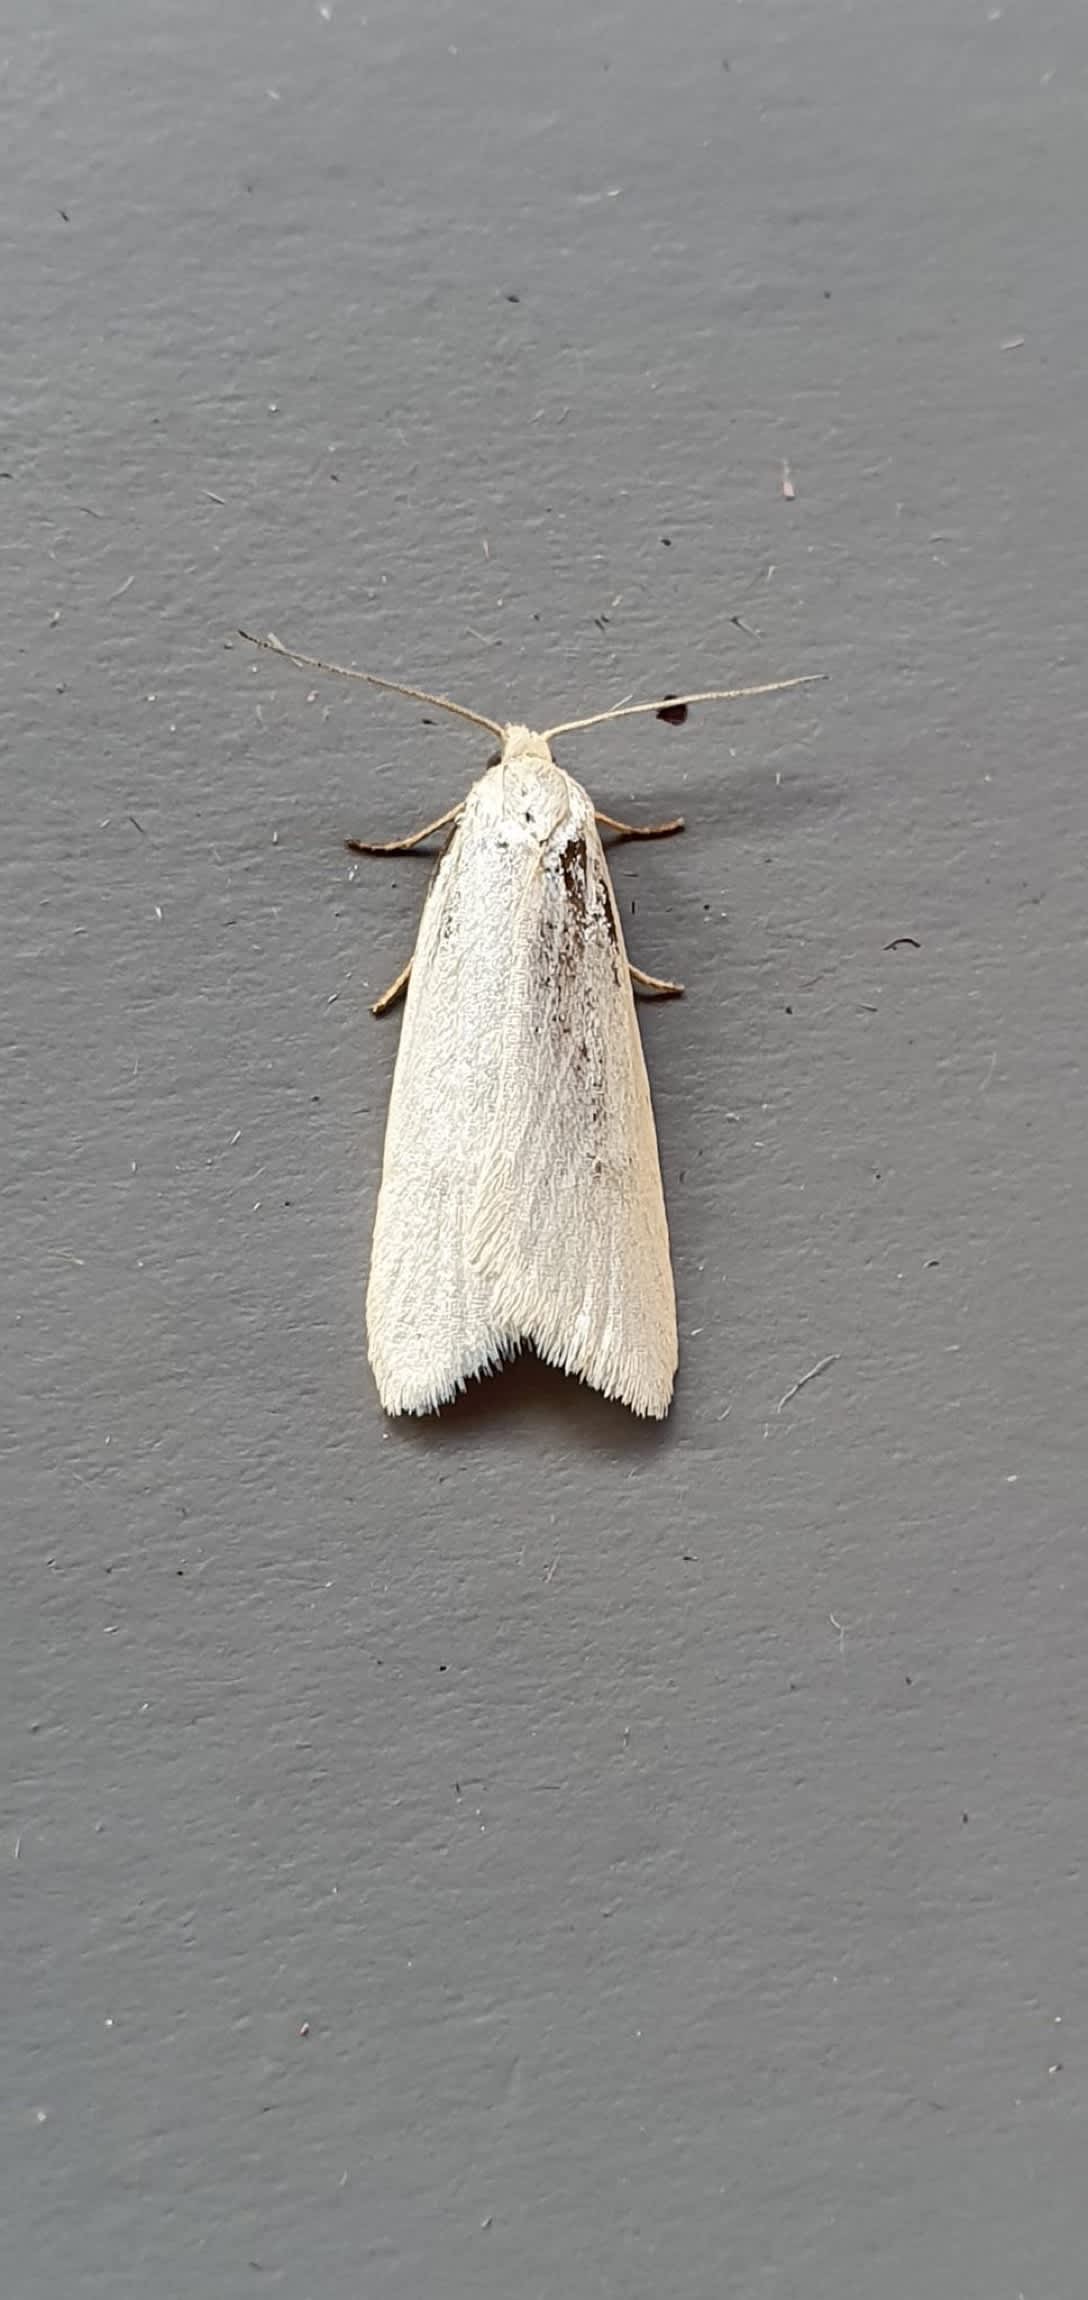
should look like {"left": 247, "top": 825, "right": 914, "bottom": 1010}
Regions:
{"left": 243, "top": 632, "right": 821, "bottom": 1418}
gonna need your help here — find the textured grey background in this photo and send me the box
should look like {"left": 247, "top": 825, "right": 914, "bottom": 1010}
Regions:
{"left": 4, "top": 2, "right": 1086, "bottom": 2294}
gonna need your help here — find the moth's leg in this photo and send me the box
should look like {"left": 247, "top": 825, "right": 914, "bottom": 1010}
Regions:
{"left": 628, "top": 962, "right": 684, "bottom": 998}
{"left": 345, "top": 805, "right": 461, "bottom": 857}
{"left": 595, "top": 810, "right": 685, "bottom": 842}
{"left": 371, "top": 959, "right": 413, "bottom": 1017}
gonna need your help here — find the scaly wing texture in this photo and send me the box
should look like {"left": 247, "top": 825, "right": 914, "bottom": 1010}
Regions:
{"left": 365, "top": 786, "right": 525, "bottom": 1413}
{"left": 366, "top": 760, "right": 678, "bottom": 1417}
{"left": 468, "top": 804, "right": 678, "bottom": 1417}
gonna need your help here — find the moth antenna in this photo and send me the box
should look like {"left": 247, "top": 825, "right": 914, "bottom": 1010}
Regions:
{"left": 542, "top": 672, "right": 827, "bottom": 741}
{"left": 238, "top": 630, "right": 505, "bottom": 737}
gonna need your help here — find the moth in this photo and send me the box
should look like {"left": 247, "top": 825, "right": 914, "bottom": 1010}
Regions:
{"left": 242, "top": 632, "right": 820, "bottom": 1418}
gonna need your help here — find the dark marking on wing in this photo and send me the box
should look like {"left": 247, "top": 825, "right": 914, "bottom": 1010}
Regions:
{"left": 522, "top": 837, "right": 630, "bottom": 1146}
{"left": 558, "top": 834, "right": 589, "bottom": 927}
{"left": 552, "top": 834, "right": 621, "bottom": 996}
{"left": 601, "top": 879, "right": 620, "bottom": 952}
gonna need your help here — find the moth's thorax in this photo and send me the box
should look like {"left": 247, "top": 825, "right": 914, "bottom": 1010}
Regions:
{"left": 468, "top": 723, "right": 588, "bottom": 846}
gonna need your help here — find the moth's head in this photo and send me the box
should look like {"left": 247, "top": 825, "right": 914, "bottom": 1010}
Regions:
{"left": 492, "top": 723, "right": 555, "bottom": 770}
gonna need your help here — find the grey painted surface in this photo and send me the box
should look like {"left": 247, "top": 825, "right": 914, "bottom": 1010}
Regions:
{"left": 4, "top": 2, "right": 1086, "bottom": 2294}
